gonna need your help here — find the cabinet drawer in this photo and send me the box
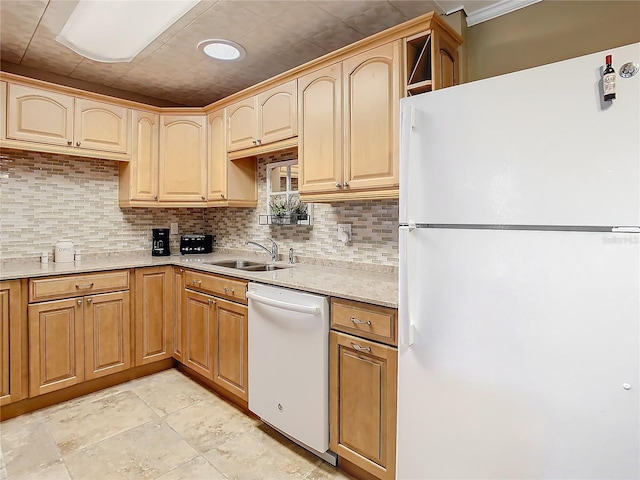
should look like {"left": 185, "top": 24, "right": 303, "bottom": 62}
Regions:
{"left": 331, "top": 298, "right": 397, "bottom": 346}
{"left": 29, "top": 270, "right": 130, "bottom": 303}
{"left": 184, "top": 270, "right": 247, "bottom": 304}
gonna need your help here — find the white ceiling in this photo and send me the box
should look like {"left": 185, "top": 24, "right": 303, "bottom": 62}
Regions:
{"left": 0, "top": 0, "right": 516, "bottom": 107}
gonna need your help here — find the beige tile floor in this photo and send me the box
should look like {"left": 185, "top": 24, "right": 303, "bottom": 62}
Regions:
{"left": 0, "top": 369, "right": 353, "bottom": 480}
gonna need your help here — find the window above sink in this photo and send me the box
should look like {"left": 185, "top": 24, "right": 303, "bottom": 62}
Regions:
{"left": 261, "top": 159, "right": 313, "bottom": 226}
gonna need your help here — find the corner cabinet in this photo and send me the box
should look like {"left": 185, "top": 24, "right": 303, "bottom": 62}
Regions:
{"left": 227, "top": 80, "right": 297, "bottom": 152}
{"left": 158, "top": 114, "right": 207, "bottom": 202}
{"left": 121, "top": 110, "right": 159, "bottom": 203}
{"left": 135, "top": 266, "right": 172, "bottom": 365}
{"left": 299, "top": 41, "right": 400, "bottom": 202}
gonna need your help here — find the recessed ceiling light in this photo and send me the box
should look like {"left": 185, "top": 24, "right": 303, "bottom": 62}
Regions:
{"left": 198, "top": 39, "right": 246, "bottom": 61}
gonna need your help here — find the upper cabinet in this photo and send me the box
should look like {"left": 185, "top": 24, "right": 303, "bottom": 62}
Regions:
{"left": 299, "top": 42, "right": 400, "bottom": 201}
{"left": 227, "top": 80, "right": 297, "bottom": 152}
{"left": 405, "top": 22, "right": 463, "bottom": 95}
{"left": 127, "top": 110, "right": 159, "bottom": 202}
{"left": 7, "top": 84, "right": 74, "bottom": 147}
{"left": 74, "top": 98, "right": 129, "bottom": 154}
{"left": 6, "top": 84, "right": 131, "bottom": 157}
{"left": 208, "top": 109, "right": 228, "bottom": 202}
{"left": 298, "top": 63, "right": 343, "bottom": 194}
{"left": 158, "top": 114, "right": 207, "bottom": 202}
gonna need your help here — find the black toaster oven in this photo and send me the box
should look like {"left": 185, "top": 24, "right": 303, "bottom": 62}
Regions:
{"left": 180, "top": 234, "right": 213, "bottom": 254}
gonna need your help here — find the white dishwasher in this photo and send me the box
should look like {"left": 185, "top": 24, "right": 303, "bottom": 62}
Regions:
{"left": 247, "top": 283, "right": 335, "bottom": 464}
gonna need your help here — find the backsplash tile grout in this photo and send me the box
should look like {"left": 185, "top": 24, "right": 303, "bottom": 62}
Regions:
{"left": 0, "top": 149, "right": 398, "bottom": 267}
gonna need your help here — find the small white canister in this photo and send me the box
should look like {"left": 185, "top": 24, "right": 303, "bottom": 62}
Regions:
{"left": 55, "top": 240, "right": 75, "bottom": 263}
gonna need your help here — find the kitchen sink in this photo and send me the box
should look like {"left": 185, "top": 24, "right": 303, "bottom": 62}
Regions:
{"left": 206, "top": 259, "right": 289, "bottom": 272}
{"left": 207, "top": 259, "right": 264, "bottom": 269}
{"left": 241, "top": 264, "right": 289, "bottom": 272}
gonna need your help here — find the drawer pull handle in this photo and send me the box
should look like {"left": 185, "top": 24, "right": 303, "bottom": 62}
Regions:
{"left": 75, "top": 283, "right": 94, "bottom": 290}
{"left": 208, "top": 299, "right": 215, "bottom": 306}
{"left": 351, "top": 317, "right": 371, "bottom": 325}
{"left": 192, "top": 279, "right": 202, "bottom": 286}
{"left": 223, "top": 287, "right": 235, "bottom": 294}
{"left": 351, "top": 343, "right": 371, "bottom": 352}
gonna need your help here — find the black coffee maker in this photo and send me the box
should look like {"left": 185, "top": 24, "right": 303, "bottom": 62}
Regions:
{"left": 152, "top": 228, "right": 171, "bottom": 256}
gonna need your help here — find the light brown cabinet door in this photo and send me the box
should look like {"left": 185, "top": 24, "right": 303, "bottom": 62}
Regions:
{"left": 28, "top": 298, "right": 84, "bottom": 397}
{"left": 432, "top": 33, "right": 459, "bottom": 90}
{"left": 74, "top": 98, "right": 130, "bottom": 154}
{"left": 159, "top": 115, "right": 207, "bottom": 202}
{"left": 227, "top": 98, "right": 257, "bottom": 151}
{"left": 7, "top": 84, "right": 74, "bottom": 147}
{"left": 258, "top": 80, "right": 297, "bottom": 145}
{"left": 298, "top": 63, "right": 343, "bottom": 194}
{"left": 135, "top": 266, "right": 172, "bottom": 365}
{"left": 343, "top": 41, "right": 400, "bottom": 192}
{"left": 130, "top": 110, "right": 159, "bottom": 201}
{"left": 213, "top": 298, "right": 248, "bottom": 401}
{"left": 330, "top": 331, "right": 397, "bottom": 480}
{"left": 182, "top": 289, "right": 215, "bottom": 379}
{"left": 172, "top": 268, "right": 184, "bottom": 362}
{"left": 207, "top": 109, "right": 227, "bottom": 202}
{"left": 0, "top": 81, "right": 6, "bottom": 141}
{"left": 84, "top": 291, "right": 131, "bottom": 380}
{"left": 0, "top": 280, "right": 25, "bottom": 406}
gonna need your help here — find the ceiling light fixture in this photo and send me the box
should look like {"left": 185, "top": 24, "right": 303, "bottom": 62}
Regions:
{"left": 198, "top": 39, "right": 246, "bottom": 61}
{"left": 56, "top": 0, "right": 200, "bottom": 63}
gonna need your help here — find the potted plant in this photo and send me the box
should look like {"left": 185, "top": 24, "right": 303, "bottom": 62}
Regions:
{"left": 289, "top": 196, "right": 308, "bottom": 223}
{"left": 269, "top": 196, "right": 288, "bottom": 225}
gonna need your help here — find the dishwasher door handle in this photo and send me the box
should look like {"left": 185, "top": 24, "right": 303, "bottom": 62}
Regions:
{"left": 246, "top": 291, "right": 320, "bottom": 315}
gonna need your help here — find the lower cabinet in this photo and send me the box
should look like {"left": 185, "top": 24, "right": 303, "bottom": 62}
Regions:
{"left": 135, "top": 266, "right": 172, "bottom": 365}
{"left": 27, "top": 271, "right": 131, "bottom": 397}
{"left": 182, "top": 289, "right": 216, "bottom": 379}
{"left": 172, "top": 267, "right": 184, "bottom": 363}
{"left": 181, "top": 270, "right": 248, "bottom": 402}
{"left": 1, "top": 280, "right": 26, "bottom": 406}
{"left": 330, "top": 299, "right": 398, "bottom": 480}
{"left": 212, "top": 297, "right": 248, "bottom": 401}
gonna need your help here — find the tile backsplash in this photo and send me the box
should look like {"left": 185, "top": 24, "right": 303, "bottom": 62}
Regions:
{"left": 0, "top": 149, "right": 398, "bottom": 267}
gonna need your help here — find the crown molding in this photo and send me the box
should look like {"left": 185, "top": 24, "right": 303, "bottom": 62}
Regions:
{"left": 465, "top": 0, "right": 542, "bottom": 27}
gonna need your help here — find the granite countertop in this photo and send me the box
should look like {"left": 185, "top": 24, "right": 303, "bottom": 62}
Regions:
{"left": 0, "top": 252, "right": 399, "bottom": 308}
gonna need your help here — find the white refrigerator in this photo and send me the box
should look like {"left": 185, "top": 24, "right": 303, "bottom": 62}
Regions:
{"left": 398, "top": 43, "right": 640, "bottom": 479}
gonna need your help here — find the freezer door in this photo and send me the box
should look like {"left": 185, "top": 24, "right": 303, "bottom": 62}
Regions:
{"left": 399, "top": 43, "right": 640, "bottom": 227}
{"left": 397, "top": 228, "right": 639, "bottom": 479}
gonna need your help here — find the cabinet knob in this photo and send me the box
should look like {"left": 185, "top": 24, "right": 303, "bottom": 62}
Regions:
{"left": 257, "top": 139, "right": 262, "bottom": 145}
{"left": 335, "top": 183, "right": 342, "bottom": 188}
{"left": 76, "top": 141, "right": 81, "bottom": 147}
{"left": 154, "top": 195, "right": 158, "bottom": 200}
{"left": 252, "top": 140, "right": 257, "bottom": 145}
{"left": 67, "top": 140, "right": 72, "bottom": 146}
{"left": 208, "top": 299, "right": 215, "bottom": 306}
{"left": 342, "top": 182, "right": 349, "bottom": 188}
{"left": 201, "top": 195, "right": 205, "bottom": 200}
{"left": 86, "top": 298, "right": 92, "bottom": 304}
{"left": 220, "top": 193, "right": 225, "bottom": 198}
{"left": 77, "top": 299, "right": 82, "bottom": 306}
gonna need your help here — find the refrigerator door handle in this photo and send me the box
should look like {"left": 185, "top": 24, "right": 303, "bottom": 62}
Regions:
{"left": 399, "top": 226, "right": 415, "bottom": 346}
{"left": 399, "top": 106, "right": 415, "bottom": 224}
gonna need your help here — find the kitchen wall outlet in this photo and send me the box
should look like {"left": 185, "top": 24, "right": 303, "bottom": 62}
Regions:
{"left": 170, "top": 222, "right": 178, "bottom": 235}
{"left": 337, "top": 224, "right": 351, "bottom": 243}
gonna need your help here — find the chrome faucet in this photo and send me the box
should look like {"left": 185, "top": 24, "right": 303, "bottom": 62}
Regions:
{"left": 246, "top": 238, "right": 278, "bottom": 262}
